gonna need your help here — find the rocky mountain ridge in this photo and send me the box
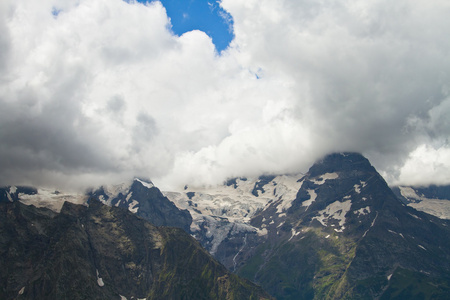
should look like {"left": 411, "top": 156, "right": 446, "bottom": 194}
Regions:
{"left": 233, "top": 153, "right": 450, "bottom": 299}
{"left": 3, "top": 152, "right": 450, "bottom": 299}
{"left": 0, "top": 198, "right": 272, "bottom": 300}
{"left": 89, "top": 178, "right": 192, "bottom": 232}
{"left": 164, "top": 174, "right": 304, "bottom": 267}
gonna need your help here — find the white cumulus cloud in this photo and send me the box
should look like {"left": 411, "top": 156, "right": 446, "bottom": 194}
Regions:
{"left": 0, "top": 0, "right": 449, "bottom": 190}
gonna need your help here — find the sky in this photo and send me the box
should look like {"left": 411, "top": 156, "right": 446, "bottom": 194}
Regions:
{"left": 0, "top": 0, "right": 449, "bottom": 191}
{"left": 138, "top": 0, "right": 233, "bottom": 52}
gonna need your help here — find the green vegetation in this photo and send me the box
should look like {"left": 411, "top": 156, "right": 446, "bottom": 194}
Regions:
{"left": 0, "top": 201, "right": 272, "bottom": 300}
{"left": 236, "top": 227, "right": 363, "bottom": 300}
{"left": 238, "top": 242, "right": 270, "bottom": 280}
{"left": 380, "top": 268, "right": 450, "bottom": 300}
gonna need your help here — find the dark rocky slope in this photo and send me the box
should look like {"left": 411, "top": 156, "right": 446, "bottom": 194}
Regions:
{"left": 90, "top": 178, "right": 192, "bottom": 232}
{"left": 0, "top": 199, "right": 272, "bottom": 300}
{"left": 235, "top": 153, "right": 450, "bottom": 299}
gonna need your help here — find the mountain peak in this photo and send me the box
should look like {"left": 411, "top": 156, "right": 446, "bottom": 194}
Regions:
{"left": 308, "top": 152, "right": 375, "bottom": 177}
{"left": 235, "top": 152, "right": 450, "bottom": 299}
{"left": 90, "top": 178, "right": 193, "bottom": 232}
{"left": 133, "top": 177, "right": 154, "bottom": 189}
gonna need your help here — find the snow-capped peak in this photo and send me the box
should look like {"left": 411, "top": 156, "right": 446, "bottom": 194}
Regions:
{"left": 134, "top": 178, "right": 154, "bottom": 189}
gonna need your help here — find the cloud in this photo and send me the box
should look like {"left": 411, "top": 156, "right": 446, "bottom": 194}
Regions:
{"left": 0, "top": 0, "right": 449, "bottom": 190}
{"left": 395, "top": 144, "right": 450, "bottom": 186}
{"left": 221, "top": 0, "right": 450, "bottom": 183}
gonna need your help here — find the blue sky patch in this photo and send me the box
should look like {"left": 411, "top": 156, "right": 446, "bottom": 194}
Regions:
{"left": 137, "top": 0, "right": 234, "bottom": 52}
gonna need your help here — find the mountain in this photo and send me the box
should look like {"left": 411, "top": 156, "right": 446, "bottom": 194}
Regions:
{"left": 164, "top": 174, "right": 304, "bottom": 271}
{"left": 230, "top": 153, "right": 450, "bottom": 299}
{"left": 0, "top": 185, "right": 87, "bottom": 213}
{"left": 0, "top": 198, "right": 272, "bottom": 300}
{"left": 392, "top": 185, "right": 450, "bottom": 220}
{"left": 0, "top": 176, "right": 301, "bottom": 273}
{"left": 89, "top": 178, "right": 193, "bottom": 233}
{"left": 3, "top": 153, "right": 450, "bottom": 299}
{"left": 0, "top": 186, "right": 37, "bottom": 203}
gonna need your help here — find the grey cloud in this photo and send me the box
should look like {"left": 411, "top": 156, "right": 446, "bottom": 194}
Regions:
{"left": 1, "top": 0, "right": 450, "bottom": 190}
{"left": 227, "top": 0, "right": 450, "bottom": 174}
{"left": 0, "top": 93, "right": 116, "bottom": 185}
{"left": 107, "top": 95, "right": 126, "bottom": 113}
{"left": 130, "top": 112, "right": 158, "bottom": 153}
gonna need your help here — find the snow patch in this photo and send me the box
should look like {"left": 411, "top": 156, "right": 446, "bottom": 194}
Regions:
{"left": 163, "top": 175, "right": 304, "bottom": 253}
{"left": 6, "top": 192, "right": 13, "bottom": 202}
{"left": 9, "top": 186, "right": 17, "bottom": 194}
{"left": 325, "top": 234, "right": 330, "bottom": 239}
{"left": 165, "top": 177, "right": 272, "bottom": 224}
{"left": 399, "top": 186, "right": 421, "bottom": 200}
{"left": 274, "top": 176, "right": 304, "bottom": 213}
{"left": 311, "top": 172, "right": 339, "bottom": 185}
{"left": 418, "top": 244, "right": 427, "bottom": 251}
{"left": 354, "top": 206, "right": 371, "bottom": 216}
{"left": 165, "top": 174, "right": 304, "bottom": 241}
{"left": 120, "top": 295, "right": 127, "bottom": 300}
{"left": 18, "top": 286, "right": 25, "bottom": 295}
{"left": 135, "top": 178, "right": 154, "bottom": 189}
{"left": 387, "top": 274, "right": 393, "bottom": 281}
{"left": 18, "top": 189, "right": 87, "bottom": 212}
{"left": 128, "top": 200, "right": 139, "bottom": 213}
{"left": 96, "top": 269, "right": 104, "bottom": 287}
{"left": 301, "top": 189, "right": 317, "bottom": 210}
{"left": 312, "top": 199, "right": 352, "bottom": 232}
{"left": 354, "top": 181, "right": 367, "bottom": 194}
{"left": 101, "top": 182, "right": 130, "bottom": 203}
{"left": 126, "top": 192, "right": 133, "bottom": 202}
{"left": 288, "top": 228, "right": 301, "bottom": 241}
{"left": 408, "top": 212, "right": 421, "bottom": 220}
{"left": 409, "top": 200, "right": 450, "bottom": 220}
{"left": 257, "top": 228, "right": 268, "bottom": 236}
{"left": 399, "top": 186, "right": 450, "bottom": 220}
{"left": 370, "top": 212, "right": 378, "bottom": 228}
{"left": 362, "top": 212, "right": 378, "bottom": 238}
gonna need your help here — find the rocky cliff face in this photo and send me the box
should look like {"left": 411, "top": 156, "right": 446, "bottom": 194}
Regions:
{"left": 164, "top": 174, "right": 304, "bottom": 271}
{"left": 89, "top": 178, "right": 193, "bottom": 233}
{"left": 234, "top": 153, "right": 450, "bottom": 299}
{"left": 0, "top": 199, "right": 272, "bottom": 300}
